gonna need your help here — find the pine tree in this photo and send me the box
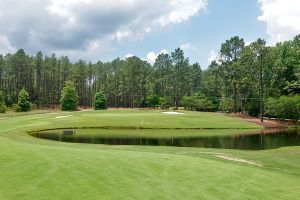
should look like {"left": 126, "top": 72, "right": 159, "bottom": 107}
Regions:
{"left": 17, "top": 89, "right": 32, "bottom": 112}
{"left": 60, "top": 81, "right": 78, "bottom": 111}
{"left": 93, "top": 91, "right": 107, "bottom": 110}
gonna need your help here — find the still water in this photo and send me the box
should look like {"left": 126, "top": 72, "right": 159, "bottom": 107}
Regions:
{"left": 30, "top": 129, "right": 300, "bottom": 150}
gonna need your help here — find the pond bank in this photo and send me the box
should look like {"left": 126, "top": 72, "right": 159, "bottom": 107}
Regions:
{"left": 230, "top": 113, "right": 293, "bottom": 128}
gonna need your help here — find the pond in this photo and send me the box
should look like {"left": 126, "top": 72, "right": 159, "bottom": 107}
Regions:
{"left": 29, "top": 128, "right": 300, "bottom": 150}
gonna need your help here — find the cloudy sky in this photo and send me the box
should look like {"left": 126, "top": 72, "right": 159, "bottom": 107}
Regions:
{"left": 0, "top": 0, "right": 299, "bottom": 68}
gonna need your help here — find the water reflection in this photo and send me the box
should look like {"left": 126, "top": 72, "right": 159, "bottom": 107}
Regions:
{"left": 30, "top": 129, "right": 300, "bottom": 150}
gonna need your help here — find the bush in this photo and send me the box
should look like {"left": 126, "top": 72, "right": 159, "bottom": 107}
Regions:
{"left": 181, "top": 96, "right": 193, "bottom": 110}
{"left": 147, "top": 94, "right": 159, "bottom": 108}
{"left": 0, "top": 104, "right": 6, "bottom": 113}
{"left": 17, "top": 89, "right": 32, "bottom": 112}
{"left": 277, "top": 95, "right": 300, "bottom": 124}
{"left": 159, "top": 97, "right": 170, "bottom": 109}
{"left": 12, "top": 104, "right": 20, "bottom": 112}
{"left": 93, "top": 91, "right": 107, "bottom": 110}
{"left": 219, "top": 97, "right": 233, "bottom": 113}
{"left": 265, "top": 97, "right": 278, "bottom": 117}
{"left": 181, "top": 94, "right": 215, "bottom": 112}
{"left": 60, "top": 81, "right": 79, "bottom": 111}
{"left": 265, "top": 95, "right": 300, "bottom": 124}
{"left": 5, "top": 94, "right": 13, "bottom": 107}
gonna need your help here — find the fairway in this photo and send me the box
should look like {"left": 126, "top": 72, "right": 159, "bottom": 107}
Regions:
{"left": 0, "top": 109, "right": 300, "bottom": 200}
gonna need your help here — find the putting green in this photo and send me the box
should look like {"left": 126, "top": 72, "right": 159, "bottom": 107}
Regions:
{"left": 0, "top": 109, "right": 299, "bottom": 200}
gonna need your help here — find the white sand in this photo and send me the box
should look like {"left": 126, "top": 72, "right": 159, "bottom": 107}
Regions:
{"left": 55, "top": 115, "right": 73, "bottom": 119}
{"left": 161, "top": 111, "right": 185, "bottom": 115}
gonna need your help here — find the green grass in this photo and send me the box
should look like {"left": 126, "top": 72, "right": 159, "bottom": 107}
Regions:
{"left": 0, "top": 109, "right": 299, "bottom": 199}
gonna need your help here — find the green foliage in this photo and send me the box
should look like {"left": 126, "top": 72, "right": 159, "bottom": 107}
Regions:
{"left": 181, "top": 96, "right": 193, "bottom": 110}
{"left": 0, "top": 104, "right": 6, "bottom": 113}
{"left": 247, "top": 97, "right": 260, "bottom": 117}
{"left": 158, "top": 97, "right": 170, "bottom": 109}
{"left": 147, "top": 94, "right": 159, "bottom": 108}
{"left": 5, "top": 94, "right": 13, "bottom": 107}
{"left": 265, "top": 95, "right": 300, "bottom": 124}
{"left": 181, "top": 93, "right": 215, "bottom": 112}
{"left": 219, "top": 97, "right": 233, "bottom": 113}
{"left": 277, "top": 95, "right": 300, "bottom": 124}
{"left": 60, "top": 81, "right": 79, "bottom": 111}
{"left": 0, "top": 34, "right": 299, "bottom": 112}
{"left": 0, "top": 91, "right": 6, "bottom": 113}
{"left": 265, "top": 97, "right": 278, "bottom": 117}
{"left": 17, "top": 89, "right": 32, "bottom": 112}
{"left": 93, "top": 91, "right": 107, "bottom": 110}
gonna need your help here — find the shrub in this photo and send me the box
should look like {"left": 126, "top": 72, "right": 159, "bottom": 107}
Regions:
{"left": 265, "top": 97, "right": 278, "bottom": 118}
{"left": 159, "top": 97, "right": 170, "bottom": 109}
{"left": 17, "top": 89, "right": 32, "bottom": 112}
{"left": 0, "top": 104, "right": 5, "bottom": 113}
{"left": 5, "top": 94, "right": 13, "bottom": 107}
{"left": 181, "top": 94, "right": 215, "bottom": 112}
{"left": 147, "top": 94, "right": 159, "bottom": 108}
{"left": 181, "top": 96, "right": 193, "bottom": 110}
{"left": 93, "top": 91, "right": 107, "bottom": 110}
{"left": 194, "top": 98, "right": 215, "bottom": 112}
{"left": 12, "top": 104, "right": 20, "bottom": 112}
{"left": 219, "top": 97, "right": 233, "bottom": 113}
{"left": 60, "top": 81, "right": 79, "bottom": 111}
{"left": 277, "top": 95, "right": 300, "bottom": 124}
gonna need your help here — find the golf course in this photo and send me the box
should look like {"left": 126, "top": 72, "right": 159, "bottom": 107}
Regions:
{"left": 1, "top": 109, "right": 299, "bottom": 200}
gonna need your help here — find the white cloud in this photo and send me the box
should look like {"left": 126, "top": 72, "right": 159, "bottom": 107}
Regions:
{"left": 258, "top": 0, "right": 300, "bottom": 44}
{"left": 208, "top": 50, "right": 218, "bottom": 63}
{"left": 0, "top": 0, "right": 207, "bottom": 59}
{"left": 146, "top": 49, "right": 169, "bottom": 64}
{"left": 125, "top": 53, "right": 134, "bottom": 58}
{"left": 245, "top": 41, "right": 251, "bottom": 46}
{"left": 146, "top": 52, "right": 157, "bottom": 64}
{"left": 180, "top": 43, "right": 197, "bottom": 51}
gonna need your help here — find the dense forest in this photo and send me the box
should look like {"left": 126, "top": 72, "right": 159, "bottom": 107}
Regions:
{"left": 0, "top": 35, "right": 299, "bottom": 117}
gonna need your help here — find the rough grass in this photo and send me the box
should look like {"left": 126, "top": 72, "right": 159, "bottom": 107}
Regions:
{"left": 0, "top": 109, "right": 299, "bottom": 200}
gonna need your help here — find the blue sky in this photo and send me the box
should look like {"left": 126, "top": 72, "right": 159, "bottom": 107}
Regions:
{"left": 112, "top": 0, "right": 268, "bottom": 68}
{"left": 0, "top": 0, "right": 299, "bottom": 69}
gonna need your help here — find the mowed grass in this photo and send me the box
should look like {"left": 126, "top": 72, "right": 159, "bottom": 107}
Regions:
{"left": 0, "top": 109, "right": 300, "bottom": 200}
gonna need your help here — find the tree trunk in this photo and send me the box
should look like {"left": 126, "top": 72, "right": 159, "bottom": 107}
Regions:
{"left": 260, "top": 55, "right": 264, "bottom": 123}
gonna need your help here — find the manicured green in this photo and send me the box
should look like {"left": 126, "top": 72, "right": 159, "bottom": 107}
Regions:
{"left": 0, "top": 109, "right": 299, "bottom": 200}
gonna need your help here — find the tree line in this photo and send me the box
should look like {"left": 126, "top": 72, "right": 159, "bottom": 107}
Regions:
{"left": 0, "top": 48, "right": 201, "bottom": 109}
{"left": 200, "top": 35, "right": 300, "bottom": 122}
{"left": 0, "top": 35, "right": 299, "bottom": 120}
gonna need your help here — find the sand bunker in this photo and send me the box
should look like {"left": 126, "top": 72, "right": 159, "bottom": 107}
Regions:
{"left": 162, "top": 111, "right": 185, "bottom": 115}
{"left": 55, "top": 115, "right": 73, "bottom": 119}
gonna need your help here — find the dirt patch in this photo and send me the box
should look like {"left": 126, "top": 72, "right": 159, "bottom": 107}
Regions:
{"left": 229, "top": 113, "right": 287, "bottom": 128}
{"left": 214, "top": 154, "right": 263, "bottom": 167}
